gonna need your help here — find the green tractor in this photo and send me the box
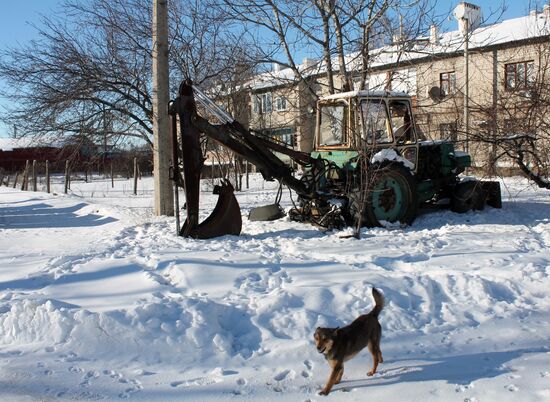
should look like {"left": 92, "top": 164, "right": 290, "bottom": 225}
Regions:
{"left": 170, "top": 81, "right": 501, "bottom": 238}
{"left": 297, "top": 90, "right": 502, "bottom": 228}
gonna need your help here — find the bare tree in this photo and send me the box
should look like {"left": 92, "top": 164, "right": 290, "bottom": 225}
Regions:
{"left": 469, "top": 39, "right": 550, "bottom": 189}
{"left": 0, "top": 0, "right": 248, "bottom": 148}
{"left": 215, "top": 0, "right": 402, "bottom": 97}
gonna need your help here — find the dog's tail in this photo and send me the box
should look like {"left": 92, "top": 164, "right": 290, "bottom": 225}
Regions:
{"left": 370, "top": 287, "right": 384, "bottom": 318}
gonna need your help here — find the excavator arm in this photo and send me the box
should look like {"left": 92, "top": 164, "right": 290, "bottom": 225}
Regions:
{"left": 169, "top": 80, "right": 317, "bottom": 239}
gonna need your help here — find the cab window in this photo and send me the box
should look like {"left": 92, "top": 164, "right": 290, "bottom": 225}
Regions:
{"left": 389, "top": 100, "right": 416, "bottom": 144}
{"left": 318, "top": 102, "right": 347, "bottom": 146}
{"left": 360, "top": 100, "right": 392, "bottom": 144}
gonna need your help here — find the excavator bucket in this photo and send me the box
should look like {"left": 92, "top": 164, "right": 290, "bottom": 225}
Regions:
{"left": 180, "top": 180, "right": 242, "bottom": 239}
{"left": 171, "top": 80, "right": 242, "bottom": 239}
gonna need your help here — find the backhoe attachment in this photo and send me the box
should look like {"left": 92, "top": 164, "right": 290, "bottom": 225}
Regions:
{"left": 169, "top": 80, "right": 242, "bottom": 239}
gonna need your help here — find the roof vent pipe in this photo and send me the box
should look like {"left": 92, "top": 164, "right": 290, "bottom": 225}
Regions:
{"left": 454, "top": 2, "right": 482, "bottom": 35}
{"left": 430, "top": 25, "right": 439, "bottom": 44}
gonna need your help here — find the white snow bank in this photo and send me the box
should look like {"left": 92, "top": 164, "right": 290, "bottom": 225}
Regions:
{"left": 0, "top": 176, "right": 549, "bottom": 401}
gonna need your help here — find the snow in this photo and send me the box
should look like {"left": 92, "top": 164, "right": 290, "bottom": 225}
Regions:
{"left": 0, "top": 135, "right": 62, "bottom": 150}
{"left": 371, "top": 148, "right": 415, "bottom": 171}
{"left": 0, "top": 174, "right": 549, "bottom": 401}
{"left": 248, "top": 11, "right": 549, "bottom": 92}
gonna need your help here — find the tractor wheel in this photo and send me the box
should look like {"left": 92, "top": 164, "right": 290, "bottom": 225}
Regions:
{"left": 348, "top": 162, "right": 418, "bottom": 227}
{"left": 451, "top": 180, "right": 485, "bottom": 213}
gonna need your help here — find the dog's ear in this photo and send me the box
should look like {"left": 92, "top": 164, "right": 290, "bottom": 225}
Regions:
{"left": 333, "top": 327, "right": 340, "bottom": 337}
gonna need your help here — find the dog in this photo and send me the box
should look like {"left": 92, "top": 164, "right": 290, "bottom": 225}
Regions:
{"left": 314, "top": 287, "right": 384, "bottom": 395}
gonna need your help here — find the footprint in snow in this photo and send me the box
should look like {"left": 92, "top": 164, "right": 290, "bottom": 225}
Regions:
{"left": 79, "top": 370, "right": 99, "bottom": 387}
{"left": 68, "top": 365, "right": 84, "bottom": 374}
{"left": 302, "top": 360, "right": 313, "bottom": 378}
{"left": 103, "top": 369, "right": 124, "bottom": 381}
{"left": 377, "top": 366, "right": 420, "bottom": 377}
{"left": 455, "top": 383, "right": 474, "bottom": 393}
{"left": 118, "top": 379, "right": 143, "bottom": 399}
{"left": 506, "top": 384, "right": 519, "bottom": 392}
{"left": 133, "top": 368, "right": 155, "bottom": 376}
{"left": 170, "top": 377, "right": 221, "bottom": 388}
{"left": 274, "top": 369, "right": 295, "bottom": 381}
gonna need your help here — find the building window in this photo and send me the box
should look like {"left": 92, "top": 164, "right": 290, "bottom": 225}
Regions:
{"left": 262, "top": 93, "right": 272, "bottom": 112}
{"left": 505, "top": 61, "right": 535, "bottom": 90}
{"left": 440, "top": 72, "right": 456, "bottom": 96}
{"left": 252, "top": 92, "right": 273, "bottom": 113}
{"left": 439, "top": 122, "right": 458, "bottom": 142}
{"left": 270, "top": 127, "right": 295, "bottom": 147}
{"left": 253, "top": 95, "right": 261, "bottom": 113}
{"left": 275, "top": 96, "right": 287, "bottom": 111}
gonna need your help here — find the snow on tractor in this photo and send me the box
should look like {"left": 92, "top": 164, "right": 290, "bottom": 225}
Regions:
{"left": 169, "top": 79, "right": 501, "bottom": 239}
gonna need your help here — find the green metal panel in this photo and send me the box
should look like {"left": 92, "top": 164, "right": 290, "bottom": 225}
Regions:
{"left": 416, "top": 180, "right": 436, "bottom": 204}
{"left": 453, "top": 153, "right": 471, "bottom": 174}
{"left": 311, "top": 150, "right": 359, "bottom": 168}
{"left": 437, "top": 143, "right": 471, "bottom": 176}
{"left": 439, "top": 142, "right": 455, "bottom": 176}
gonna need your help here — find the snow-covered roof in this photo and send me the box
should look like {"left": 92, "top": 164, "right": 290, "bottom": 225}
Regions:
{"left": 248, "top": 10, "right": 550, "bottom": 91}
{"left": 0, "top": 136, "right": 61, "bottom": 151}
{"left": 320, "top": 89, "right": 410, "bottom": 101}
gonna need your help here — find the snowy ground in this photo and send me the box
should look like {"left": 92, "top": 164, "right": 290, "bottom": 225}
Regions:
{"left": 0, "top": 174, "right": 549, "bottom": 401}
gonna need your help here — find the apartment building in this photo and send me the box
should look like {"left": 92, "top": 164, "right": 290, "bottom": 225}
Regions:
{"left": 243, "top": 2, "right": 550, "bottom": 173}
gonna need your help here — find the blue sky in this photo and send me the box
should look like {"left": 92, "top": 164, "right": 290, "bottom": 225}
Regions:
{"left": 0, "top": 0, "right": 545, "bottom": 137}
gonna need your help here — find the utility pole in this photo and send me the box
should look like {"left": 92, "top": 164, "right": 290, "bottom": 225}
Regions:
{"left": 454, "top": 2, "right": 479, "bottom": 154}
{"left": 152, "top": 0, "right": 174, "bottom": 216}
{"left": 463, "top": 17, "right": 470, "bottom": 153}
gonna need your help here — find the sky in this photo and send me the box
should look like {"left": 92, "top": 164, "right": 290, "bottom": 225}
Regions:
{"left": 0, "top": 0, "right": 546, "bottom": 137}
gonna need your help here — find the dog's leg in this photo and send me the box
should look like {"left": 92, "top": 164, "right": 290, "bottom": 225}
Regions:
{"left": 335, "top": 365, "right": 344, "bottom": 384}
{"left": 319, "top": 361, "right": 343, "bottom": 395}
{"left": 378, "top": 350, "right": 384, "bottom": 363}
{"left": 367, "top": 341, "right": 380, "bottom": 376}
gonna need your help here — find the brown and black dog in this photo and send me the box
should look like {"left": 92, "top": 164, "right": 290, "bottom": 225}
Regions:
{"left": 314, "top": 287, "right": 384, "bottom": 395}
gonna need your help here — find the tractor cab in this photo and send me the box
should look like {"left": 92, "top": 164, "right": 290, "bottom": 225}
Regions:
{"left": 314, "top": 90, "right": 420, "bottom": 171}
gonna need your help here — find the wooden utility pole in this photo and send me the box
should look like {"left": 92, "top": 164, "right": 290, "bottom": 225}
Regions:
{"left": 32, "top": 160, "right": 37, "bottom": 191}
{"left": 64, "top": 160, "right": 70, "bottom": 194}
{"left": 22, "top": 160, "right": 29, "bottom": 191}
{"left": 46, "top": 160, "right": 50, "bottom": 193}
{"left": 133, "top": 157, "right": 138, "bottom": 195}
{"left": 152, "top": 0, "right": 174, "bottom": 216}
{"left": 463, "top": 17, "right": 470, "bottom": 154}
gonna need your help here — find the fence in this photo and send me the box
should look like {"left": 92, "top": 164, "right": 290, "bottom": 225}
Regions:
{"left": 0, "top": 158, "right": 143, "bottom": 195}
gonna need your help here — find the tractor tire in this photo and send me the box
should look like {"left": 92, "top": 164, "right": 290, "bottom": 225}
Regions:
{"left": 450, "top": 180, "right": 486, "bottom": 213}
{"left": 348, "top": 162, "right": 418, "bottom": 228}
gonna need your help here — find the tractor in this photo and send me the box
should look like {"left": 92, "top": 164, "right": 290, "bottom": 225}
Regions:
{"left": 169, "top": 80, "right": 501, "bottom": 238}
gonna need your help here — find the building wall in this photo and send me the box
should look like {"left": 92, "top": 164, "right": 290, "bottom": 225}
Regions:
{"left": 230, "top": 13, "right": 550, "bottom": 175}
{"left": 415, "top": 39, "right": 548, "bottom": 171}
